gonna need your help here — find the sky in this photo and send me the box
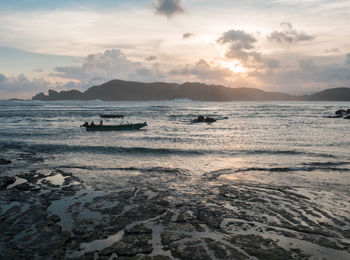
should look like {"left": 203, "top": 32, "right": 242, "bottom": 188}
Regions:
{"left": 0, "top": 0, "right": 350, "bottom": 99}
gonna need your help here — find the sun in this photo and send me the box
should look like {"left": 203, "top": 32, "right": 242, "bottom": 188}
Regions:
{"left": 221, "top": 61, "right": 246, "bottom": 74}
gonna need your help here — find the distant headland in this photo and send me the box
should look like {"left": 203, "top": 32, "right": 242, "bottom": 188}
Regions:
{"left": 32, "top": 79, "right": 350, "bottom": 101}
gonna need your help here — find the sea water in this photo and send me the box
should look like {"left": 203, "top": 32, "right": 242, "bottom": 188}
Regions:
{"left": 1, "top": 100, "right": 349, "bottom": 184}
{"left": 1, "top": 100, "right": 350, "bottom": 258}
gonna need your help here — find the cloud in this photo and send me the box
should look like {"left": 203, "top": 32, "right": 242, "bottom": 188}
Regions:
{"left": 0, "top": 73, "right": 54, "bottom": 98}
{"left": 146, "top": 55, "right": 157, "bottom": 61}
{"left": 325, "top": 48, "right": 340, "bottom": 54}
{"left": 52, "top": 51, "right": 238, "bottom": 88}
{"left": 256, "top": 53, "right": 350, "bottom": 93}
{"left": 51, "top": 49, "right": 163, "bottom": 89}
{"left": 217, "top": 30, "right": 257, "bottom": 50}
{"left": 170, "top": 59, "right": 233, "bottom": 82}
{"left": 183, "top": 33, "right": 193, "bottom": 39}
{"left": 268, "top": 22, "right": 315, "bottom": 43}
{"left": 0, "top": 73, "right": 51, "bottom": 94}
{"left": 217, "top": 30, "right": 257, "bottom": 62}
{"left": 153, "top": 0, "right": 185, "bottom": 18}
{"left": 346, "top": 53, "right": 350, "bottom": 65}
{"left": 217, "top": 29, "right": 279, "bottom": 69}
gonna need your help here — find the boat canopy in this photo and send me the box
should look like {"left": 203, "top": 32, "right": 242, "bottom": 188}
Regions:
{"left": 100, "top": 114, "right": 124, "bottom": 118}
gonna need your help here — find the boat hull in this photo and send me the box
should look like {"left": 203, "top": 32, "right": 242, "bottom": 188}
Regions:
{"left": 85, "top": 122, "right": 147, "bottom": 131}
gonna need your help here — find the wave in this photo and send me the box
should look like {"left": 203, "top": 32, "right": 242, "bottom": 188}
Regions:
{"left": 206, "top": 164, "right": 350, "bottom": 179}
{"left": 0, "top": 141, "right": 340, "bottom": 159}
{"left": 237, "top": 166, "right": 350, "bottom": 172}
{"left": 0, "top": 142, "right": 204, "bottom": 156}
{"left": 57, "top": 165, "right": 190, "bottom": 175}
{"left": 302, "top": 161, "right": 350, "bottom": 167}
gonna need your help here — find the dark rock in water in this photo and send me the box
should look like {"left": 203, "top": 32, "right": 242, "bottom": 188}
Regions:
{"left": 0, "top": 176, "right": 16, "bottom": 189}
{"left": 335, "top": 109, "right": 347, "bottom": 115}
{"left": 331, "top": 109, "right": 350, "bottom": 119}
{"left": 192, "top": 115, "right": 217, "bottom": 123}
{"left": 205, "top": 116, "right": 216, "bottom": 122}
{"left": 0, "top": 158, "right": 11, "bottom": 165}
{"left": 192, "top": 115, "right": 205, "bottom": 123}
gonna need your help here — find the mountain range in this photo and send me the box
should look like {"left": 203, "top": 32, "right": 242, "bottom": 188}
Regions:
{"left": 32, "top": 79, "right": 350, "bottom": 101}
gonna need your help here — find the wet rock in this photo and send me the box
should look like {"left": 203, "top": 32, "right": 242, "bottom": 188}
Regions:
{"left": 0, "top": 158, "right": 11, "bottom": 164}
{"left": 125, "top": 224, "right": 152, "bottom": 235}
{"left": 196, "top": 206, "right": 223, "bottom": 229}
{"left": 335, "top": 109, "right": 347, "bottom": 115}
{"left": 100, "top": 234, "right": 153, "bottom": 256}
{"left": 177, "top": 211, "right": 196, "bottom": 222}
{"left": 0, "top": 176, "right": 16, "bottom": 189}
{"left": 14, "top": 183, "right": 32, "bottom": 191}
{"left": 157, "top": 199, "right": 170, "bottom": 207}
{"left": 161, "top": 231, "right": 190, "bottom": 245}
{"left": 83, "top": 251, "right": 98, "bottom": 260}
{"left": 139, "top": 256, "right": 172, "bottom": 260}
{"left": 50, "top": 214, "right": 61, "bottom": 223}
{"left": 316, "top": 236, "right": 343, "bottom": 250}
{"left": 169, "top": 240, "right": 210, "bottom": 259}
{"left": 205, "top": 238, "right": 248, "bottom": 260}
{"left": 230, "top": 234, "right": 297, "bottom": 259}
{"left": 166, "top": 223, "right": 196, "bottom": 233}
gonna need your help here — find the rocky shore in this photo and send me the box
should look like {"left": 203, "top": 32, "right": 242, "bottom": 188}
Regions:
{"left": 1, "top": 153, "right": 350, "bottom": 259}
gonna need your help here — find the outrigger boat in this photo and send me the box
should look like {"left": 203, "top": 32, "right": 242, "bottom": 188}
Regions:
{"left": 81, "top": 115, "right": 147, "bottom": 131}
{"left": 83, "top": 122, "right": 147, "bottom": 131}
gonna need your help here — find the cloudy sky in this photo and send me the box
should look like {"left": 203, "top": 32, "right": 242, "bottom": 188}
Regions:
{"left": 1, "top": 0, "right": 350, "bottom": 99}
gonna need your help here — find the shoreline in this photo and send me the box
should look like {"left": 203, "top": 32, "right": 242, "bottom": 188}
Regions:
{"left": 1, "top": 151, "right": 349, "bottom": 259}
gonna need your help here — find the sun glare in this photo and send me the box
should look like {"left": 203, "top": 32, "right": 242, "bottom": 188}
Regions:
{"left": 221, "top": 61, "right": 246, "bottom": 74}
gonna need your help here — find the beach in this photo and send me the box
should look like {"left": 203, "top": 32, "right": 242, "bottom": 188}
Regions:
{"left": 0, "top": 100, "right": 349, "bottom": 259}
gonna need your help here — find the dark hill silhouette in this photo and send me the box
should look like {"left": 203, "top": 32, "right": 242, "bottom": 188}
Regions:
{"left": 32, "top": 79, "right": 350, "bottom": 101}
{"left": 307, "top": 87, "right": 350, "bottom": 101}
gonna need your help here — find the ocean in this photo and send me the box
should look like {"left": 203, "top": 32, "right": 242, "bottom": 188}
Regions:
{"left": 0, "top": 100, "right": 349, "bottom": 259}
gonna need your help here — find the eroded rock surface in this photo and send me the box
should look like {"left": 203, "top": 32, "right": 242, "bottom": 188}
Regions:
{"left": 1, "top": 153, "right": 350, "bottom": 259}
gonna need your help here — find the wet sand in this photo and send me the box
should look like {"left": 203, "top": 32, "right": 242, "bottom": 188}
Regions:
{"left": 0, "top": 152, "right": 350, "bottom": 259}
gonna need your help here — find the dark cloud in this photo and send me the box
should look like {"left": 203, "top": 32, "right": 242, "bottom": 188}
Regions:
{"left": 146, "top": 55, "right": 157, "bottom": 61}
{"left": 183, "top": 33, "right": 193, "bottom": 39}
{"left": 217, "top": 30, "right": 256, "bottom": 50}
{"left": 268, "top": 22, "right": 315, "bottom": 43}
{"left": 153, "top": 0, "right": 185, "bottom": 18}
{"left": 217, "top": 30, "right": 257, "bottom": 63}
{"left": 217, "top": 29, "right": 279, "bottom": 69}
